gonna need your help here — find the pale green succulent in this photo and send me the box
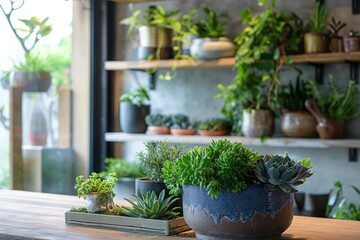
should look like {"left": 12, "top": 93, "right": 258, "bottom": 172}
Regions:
{"left": 255, "top": 153, "right": 313, "bottom": 193}
{"left": 145, "top": 114, "right": 172, "bottom": 127}
{"left": 122, "top": 190, "right": 181, "bottom": 220}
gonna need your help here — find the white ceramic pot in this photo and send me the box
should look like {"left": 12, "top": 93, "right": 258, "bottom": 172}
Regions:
{"left": 190, "top": 37, "right": 235, "bottom": 60}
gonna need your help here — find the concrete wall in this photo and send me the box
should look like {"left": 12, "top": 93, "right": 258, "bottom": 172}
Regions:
{"left": 115, "top": 0, "right": 360, "bottom": 209}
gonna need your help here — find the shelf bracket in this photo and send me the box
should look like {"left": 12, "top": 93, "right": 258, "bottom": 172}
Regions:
{"left": 349, "top": 148, "right": 358, "bottom": 162}
{"left": 129, "top": 70, "right": 157, "bottom": 90}
{"left": 349, "top": 62, "right": 359, "bottom": 84}
{"left": 353, "top": 0, "right": 360, "bottom": 14}
{"left": 310, "top": 64, "right": 324, "bottom": 84}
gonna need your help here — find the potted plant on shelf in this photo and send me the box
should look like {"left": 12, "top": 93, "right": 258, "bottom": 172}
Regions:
{"left": 170, "top": 114, "right": 196, "bottom": 135}
{"left": 305, "top": 75, "right": 360, "bottom": 139}
{"left": 145, "top": 113, "right": 172, "bottom": 134}
{"left": 119, "top": 85, "right": 150, "bottom": 133}
{"left": 197, "top": 118, "right": 232, "bottom": 136}
{"left": 162, "top": 139, "right": 313, "bottom": 239}
{"left": 279, "top": 72, "right": 317, "bottom": 138}
{"left": 328, "top": 17, "right": 347, "bottom": 52}
{"left": 99, "top": 158, "right": 145, "bottom": 200}
{"left": 74, "top": 172, "right": 118, "bottom": 213}
{"left": 176, "top": 9, "right": 197, "bottom": 57}
{"left": 120, "top": 5, "right": 180, "bottom": 60}
{"left": 190, "top": 7, "right": 235, "bottom": 60}
{"left": 342, "top": 30, "right": 360, "bottom": 53}
{"left": 304, "top": 2, "right": 329, "bottom": 53}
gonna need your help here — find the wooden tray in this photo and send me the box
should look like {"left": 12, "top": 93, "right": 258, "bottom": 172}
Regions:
{"left": 65, "top": 211, "right": 190, "bottom": 235}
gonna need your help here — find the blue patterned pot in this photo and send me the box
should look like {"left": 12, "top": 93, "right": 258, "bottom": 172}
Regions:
{"left": 183, "top": 184, "right": 293, "bottom": 240}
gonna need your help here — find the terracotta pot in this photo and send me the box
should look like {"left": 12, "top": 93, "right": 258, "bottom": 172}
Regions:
{"left": 281, "top": 111, "right": 318, "bottom": 138}
{"left": 304, "top": 32, "right": 330, "bottom": 53}
{"left": 329, "top": 36, "right": 343, "bottom": 52}
{"left": 343, "top": 35, "right": 360, "bottom": 53}
{"left": 13, "top": 71, "right": 51, "bottom": 92}
{"left": 198, "top": 129, "right": 231, "bottom": 136}
{"left": 147, "top": 126, "right": 170, "bottom": 135}
{"left": 190, "top": 37, "right": 235, "bottom": 60}
{"left": 138, "top": 26, "right": 173, "bottom": 60}
{"left": 170, "top": 128, "right": 196, "bottom": 135}
{"left": 242, "top": 109, "right": 274, "bottom": 137}
{"left": 305, "top": 99, "right": 344, "bottom": 139}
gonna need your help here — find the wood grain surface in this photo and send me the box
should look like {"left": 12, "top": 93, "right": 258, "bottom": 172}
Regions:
{"left": 1, "top": 189, "right": 360, "bottom": 240}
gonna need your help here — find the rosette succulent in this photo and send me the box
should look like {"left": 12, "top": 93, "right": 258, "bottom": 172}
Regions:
{"left": 145, "top": 114, "right": 172, "bottom": 127}
{"left": 255, "top": 153, "right": 313, "bottom": 193}
{"left": 171, "top": 114, "right": 195, "bottom": 129}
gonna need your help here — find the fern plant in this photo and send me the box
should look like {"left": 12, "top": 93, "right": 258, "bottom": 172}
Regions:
{"left": 122, "top": 190, "right": 180, "bottom": 220}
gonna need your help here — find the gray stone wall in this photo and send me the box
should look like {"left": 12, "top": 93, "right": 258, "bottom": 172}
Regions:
{"left": 115, "top": 0, "right": 360, "bottom": 209}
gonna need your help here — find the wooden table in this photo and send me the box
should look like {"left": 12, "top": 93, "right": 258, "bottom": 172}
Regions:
{"left": 1, "top": 190, "right": 360, "bottom": 240}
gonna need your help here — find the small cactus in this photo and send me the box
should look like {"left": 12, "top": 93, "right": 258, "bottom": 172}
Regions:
{"left": 171, "top": 114, "right": 195, "bottom": 129}
{"left": 145, "top": 114, "right": 172, "bottom": 127}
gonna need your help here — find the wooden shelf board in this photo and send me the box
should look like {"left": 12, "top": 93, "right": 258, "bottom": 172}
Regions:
{"left": 105, "top": 132, "right": 360, "bottom": 148}
{"left": 105, "top": 52, "right": 360, "bottom": 71}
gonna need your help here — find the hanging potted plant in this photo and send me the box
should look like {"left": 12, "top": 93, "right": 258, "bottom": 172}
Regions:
{"left": 170, "top": 114, "right": 196, "bottom": 135}
{"left": 197, "top": 118, "right": 232, "bottom": 136}
{"left": 120, "top": 6, "right": 180, "bottom": 60}
{"left": 119, "top": 85, "right": 150, "bottom": 133}
{"left": 190, "top": 7, "right": 235, "bottom": 60}
{"left": 74, "top": 172, "right": 117, "bottom": 213}
{"left": 162, "top": 139, "right": 313, "bottom": 239}
{"left": 304, "top": 2, "right": 329, "bottom": 53}
{"left": 145, "top": 113, "right": 172, "bottom": 134}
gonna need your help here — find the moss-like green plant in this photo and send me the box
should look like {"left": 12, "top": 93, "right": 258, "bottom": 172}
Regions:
{"left": 171, "top": 114, "right": 195, "bottom": 129}
{"left": 137, "top": 140, "right": 186, "bottom": 182}
{"left": 122, "top": 190, "right": 180, "bottom": 220}
{"left": 99, "top": 158, "right": 145, "bottom": 179}
{"left": 74, "top": 172, "right": 118, "bottom": 203}
{"left": 197, "top": 118, "right": 232, "bottom": 131}
{"left": 162, "top": 139, "right": 262, "bottom": 198}
{"left": 255, "top": 153, "right": 313, "bottom": 193}
{"left": 145, "top": 114, "right": 172, "bottom": 127}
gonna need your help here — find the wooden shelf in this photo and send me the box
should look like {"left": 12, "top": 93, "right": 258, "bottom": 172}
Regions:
{"left": 104, "top": 52, "right": 360, "bottom": 71}
{"left": 105, "top": 132, "right": 360, "bottom": 149}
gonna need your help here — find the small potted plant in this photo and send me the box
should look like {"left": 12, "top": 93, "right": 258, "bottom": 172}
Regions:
{"left": 176, "top": 9, "right": 198, "bottom": 57}
{"left": 120, "top": 6, "right": 180, "bottom": 60}
{"left": 145, "top": 113, "right": 172, "bottom": 134}
{"left": 190, "top": 7, "right": 235, "bottom": 60}
{"left": 328, "top": 17, "right": 347, "bottom": 52}
{"left": 170, "top": 114, "right": 196, "bottom": 135}
{"left": 304, "top": 2, "right": 329, "bottom": 53}
{"left": 99, "top": 158, "right": 145, "bottom": 200}
{"left": 343, "top": 30, "right": 360, "bottom": 53}
{"left": 162, "top": 139, "right": 313, "bottom": 239}
{"left": 279, "top": 72, "right": 317, "bottom": 138}
{"left": 119, "top": 85, "right": 150, "bottom": 133}
{"left": 74, "top": 172, "right": 118, "bottom": 213}
{"left": 197, "top": 118, "right": 232, "bottom": 136}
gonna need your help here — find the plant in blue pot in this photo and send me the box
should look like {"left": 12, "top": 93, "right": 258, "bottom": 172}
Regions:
{"left": 162, "top": 139, "right": 313, "bottom": 240}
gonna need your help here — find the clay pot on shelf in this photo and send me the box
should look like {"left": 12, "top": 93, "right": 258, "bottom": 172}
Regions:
{"left": 304, "top": 32, "right": 330, "bottom": 53}
{"left": 305, "top": 99, "right": 344, "bottom": 139}
{"left": 343, "top": 33, "right": 360, "bottom": 53}
{"left": 197, "top": 129, "right": 231, "bottom": 136}
{"left": 170, "top": 128, "right": 196, "bottom": 136}
{"left": 242, "top": 109, "right": 274, "bottom": 137}
{"left": 329, "top": 36, "right": 343, "bottom": 52}
{"left": 281, "top": 111, "right": 318, "bottom": 138}
{"left": 146, "top": 126, "right": 170, "bottom": 135}
{"left": 190, "top": 37, "right": 235, "bottom": 60}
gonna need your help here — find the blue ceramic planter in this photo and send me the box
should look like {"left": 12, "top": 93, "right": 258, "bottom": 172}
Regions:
{"left": 183, "top": 184, "right": 293, "bottom": 240}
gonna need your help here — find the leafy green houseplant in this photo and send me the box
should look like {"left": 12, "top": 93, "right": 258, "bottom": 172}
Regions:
{"left": 197, "top": 118, "right": 232, "bottom": 136}
{"left": 170, "top": 114, "right": 196, "bottom": 135}
{"left": 190, "top": 7, "right": 235, "bottom": 60}
{"left": 74, "top": 172, "right": 118, "bottom": 213}
{"left": 304, "top": 2, "right": 329, "bottom": 53}
{"left": 145, "top": 113, "right": 172, "bottom": 134}
{"left": 120, "top": 86, "right": 150, "bottom": 133}
{"left": 162, "top": 139, "right": 313, "bottom": 239}
{"left": 120, "top": 5, "right": 180, "bottom": 60}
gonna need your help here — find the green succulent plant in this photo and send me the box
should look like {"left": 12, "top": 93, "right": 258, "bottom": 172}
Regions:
{"left": 171, "top": 114, "right": 195, "bottom": 129}
{"left": 197, "top": 118, "right": 232, "bottom": 131}
{"left": 122, "top": 190, "right": 180, "bottom": 220}
{"left": 145, "top": 114, "right": 172, "bottom": 127}
{"left": 255, "top": 153, "right": 313, "bottom": 193}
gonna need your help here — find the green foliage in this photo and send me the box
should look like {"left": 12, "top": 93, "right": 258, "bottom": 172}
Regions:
{"left": 137, "top": 140, "right": 186, "bottom": 182}
{"left": 327, "top": 181, "right": 360, "bottom": 221}
{"left": 122, "top": 190, "right": 180, "bottom": 220}
{"left": 328, "top": 17, "right": 347, "bottom": 36}
{"left": 120, "top": 86, "right": 150, "bottom": 107}
{"left": 99, "top": 158, "right": 145, "bottom": 179}
{"left": 306, "top": 2, "right": 328, "bottom": 33}
{"left": 10, "top": 52, "right": 53, "bottom": 73}
{"left": 74, "top": 172, "right": 118, "bottom": 203}
{"left": 255, "top": 153, "right": 313, "bottom": 193}
{"left": 145, "top": 114, "right": 172, "bottom": 127}
{"left": 279, "top": 72, "right": 313, "bottom": 111}
{"left": 191, "top": 7, "right": 228, "bottom": 38}
{"left": 162, "top": 139, "right": 262, "bottom": 198}
{"left": 70, "top": 206, "right": 124, "bottom": 216}
{"left": 171, "top": 114, "right": 195, "bottom": 129}
{"left": 311, "top": 75, "right": 360, "bottom": 121}
{"left": 197, "top": 118, "right": 232, "bottom": 131}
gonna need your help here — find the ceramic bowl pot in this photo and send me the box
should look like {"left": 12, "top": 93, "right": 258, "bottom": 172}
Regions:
{"left": 138, "top": 26, "right": 173, "bottom": 60}
{"left": 170, "top": 128, "right": 197, "bottom": 135}
{"left": 147, "top": 126, "right": 170, "bottom": 134}
{"left": 190, "top": 37, "right": 235, "bottom": 60}
{"left": 242, "top": 109, "right": 274, "bottom": 137}
{"left": 343, "top": 35, "right": 360, "bottom": 52}
{"left": 198, "top": 130, "right": 231, "bottom": 136}
{"left": 86, "top": 193, "right": 115, "bottom": 213}
{"left": 281, "top": 111, "right": 318, "bottom": 138}
{"left": 13, "top": 71, "right": 51, "bottom": 92}
{"left": 304, "top": 32, "right": 330, "bottom": 53}
{"left": 120, "top": 102, "right": 150, "bottom": 133}
{"left": 183, "top": 184, "right": 293, "bottom": 240}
